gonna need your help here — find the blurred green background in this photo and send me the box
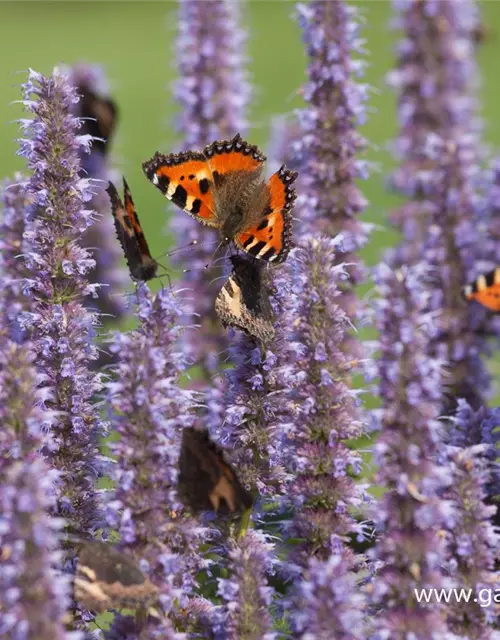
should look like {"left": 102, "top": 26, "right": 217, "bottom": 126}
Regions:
{"left": 1, "top": 1, "right": 499, "bottom": 264}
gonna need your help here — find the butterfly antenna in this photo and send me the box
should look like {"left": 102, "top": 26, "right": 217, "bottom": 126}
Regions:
{"left": 183, "top": 239, "right": 225, "bottom": 274}
{"left": 155, "top": 239, "right": 201, "bottom": 260}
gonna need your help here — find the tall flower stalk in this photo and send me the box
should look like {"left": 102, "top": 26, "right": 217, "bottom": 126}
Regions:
{"left": 106, "top": 284, "right": 208, "bottom": 637}
{"left": 293, "top": 0, "right": 371, "bottom": 329}
{"left": 274, "top": 237, "right": 368, "bottom": 564}
{"left": 387, "top": 0, "right": 480, "bottom": 266}
{"left": 444, "top": 444, "right": 499, "bottom": 637}
{"left": 370, "top": 264, "right": 454, "bottom": 638}
{"left": 0, "top": 175, "right": 30, "bottom": 342}
{"left": 17, "top": 69, "right": 106, "bottom": 535}
{"left": 0, "top": 337, "right": 75, "bottom": 640}
{"left": 171, "top": 0, "right": 251, "bottom": 374}
{"left": 69, "top": 63, "right": 127, "bottom": 321}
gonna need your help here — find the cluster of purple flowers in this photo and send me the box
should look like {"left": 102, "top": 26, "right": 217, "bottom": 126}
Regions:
{"left": 1, "top": 0, "right": 499, "bottom": 639}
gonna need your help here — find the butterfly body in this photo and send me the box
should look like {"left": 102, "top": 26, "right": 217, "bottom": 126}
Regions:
{"left": 178, "top": 427, "right": 253, "bottom": 515}
{"left": 215, "top": 255, "right": 275, "bottom": 342}
{"left": 142, "top": 134, "right": 297, "bottom": 264}
{"left": 107, "top": 179, "right": 158, "bottom": 282}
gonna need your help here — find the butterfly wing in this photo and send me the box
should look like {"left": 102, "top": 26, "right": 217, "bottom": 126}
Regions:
{"left": 463, "top": 268, "right": 500, "bottom": 311}
{"left": 234, "top": 165, "right": 297, "bottom": 263}
{"left": 215, "top": 255, "right": 275, "bottom": 342}
{"left": 178, "top": 427, "right": 253, "bottom": 514}
{"left": 75, "top": 542, "right": 158, "bottom": 613}
{"left": 203, "top": 133, "right": 266, "bottom": 182}
{"left": 142, "top": 150, "right": 218, "bottom": 226}
{"left": 78, "top": 85, "right": 117, "bottom": 156}
{"left": 107, "top": 179, "right": 157, "bottom": 282}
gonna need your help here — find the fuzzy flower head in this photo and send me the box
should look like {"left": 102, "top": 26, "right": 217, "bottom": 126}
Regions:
{"left": 273, "top": 236, "right": 369, "bottom": 561}
{"left": 214, "top": 530, "right": 276, "bottom": 640}
{"left": 17, "top": 68, "right": 107, "bottom": 534}
{"left": 294, "top": 0, "right": 370, "bottom": 245}
{"left": 0, "top": 338, "right": 77, "bottom": 640}
{"left": 370, "top": 263, "right": 456, "bottom": 638}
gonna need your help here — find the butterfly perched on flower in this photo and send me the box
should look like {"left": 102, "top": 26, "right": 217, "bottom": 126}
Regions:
{"left": 142, "top": 133, "right": 298, "bottom": 264}
{"left": 178, "top": 427, "right": 253, "bottom": 515}
{"left": 107, "top": 178, "right": 158, "bottom": 282}
{"left": 463, "top": 267, "right": 500, "bottom": 311}
{"left": 215, "top": 254, "right": 275, "bottom": 342}
{"left": 77, "top": 83, "right": 117, "bottom": 157}
{"left": 74, "top": 541, "right": 159, "bottom": 613}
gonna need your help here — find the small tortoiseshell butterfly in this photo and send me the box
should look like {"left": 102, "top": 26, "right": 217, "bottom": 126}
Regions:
{"left": 178, "top": 427, "right": 253, "bottom": 515}
{"left": 77, "top": 84, "right": 117, "bottom": 157}
{"left": 74, "top": 541, "right": 159, "bottom": 613}
{"left": 107, "top": 179, "right": 158, "bottom": 282}
{"left": 142, "top": 133, "right": 298, "bottom": 264}
{"left": 215, "top": 255, "right": 275, "bottom": 342}
{"left": 463, "top": 267, "right": 500, "bottom": 311}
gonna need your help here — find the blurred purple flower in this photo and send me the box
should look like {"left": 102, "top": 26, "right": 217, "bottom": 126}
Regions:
{"left": 369, "top": 263, "right": 455, "bottom": 638}
{"left": 106, "top": 284, "right": 211, "bottom": 636}
{"left": 0, "top": 175, "right": 30, "bottom": 342}
{"left": 212, "top": 332, "right": 290, "bottom": 502}
{"left": 68, "top": 63, "right": 127, "bottom": 321}
{"left": 0, "top": 338, "right": 77, "bottom": 640}
{"left": 387, "top": 0, "right": 481, "bottom": 263}
{"left": 274, "top": 237, "right": 369, "bottom": 562}
{"left": 171, "top": 0, "right": 251, "bottom": 375}
{"left": 444, "top": 444, "right": 499, "bottom": 636}
{"left": 17, "top": 68, "right": 107, "bottom": 534}
{"left": 214, "top": 530, "right": 276, "bottom": 640}
{"left": 291, "top": 554, "right": 365, "bottom": 639}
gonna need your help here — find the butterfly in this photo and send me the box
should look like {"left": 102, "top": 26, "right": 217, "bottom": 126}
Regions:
{"left": 142, "top": 133, "right": 298, "bottom": 264}
{"left": 177, "top": 427, "right": 253, "bottom": 515}
{"left": 215, "top": 254, "right": 275, "bottom": 342}
{"left": 462, "top": 267, "right": 500, "bottom": 311}
{"left": 107, "top": 178, "right": 158, "bottom": 282}
{"left": 74, "top": 541, "right": 159, "bottom": 613}
{"left": 77, "top": 83, "right": 117, "bottom": 157}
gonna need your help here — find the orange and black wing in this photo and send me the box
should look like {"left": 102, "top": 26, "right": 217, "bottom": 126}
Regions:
{"left": 203, "top": 133, "right": 266, "bottom": 182}
{"left": 463, "top": 267, "right": 500, "bottom": 311}
{"left": 142, "top": 150, "right": 217, "bottom": 226}
{"left": 78, "top": 85, "right": 117, "bottom": 156}
{"left": 107, "top": 179, "right": 158, "bottom": 282}
{"left": 215, "top": 255, "right": 275, "bottom": 342}
{"left": 75, "top": 541, "right": 158, "bottom": 613}
{"left": 234, "top": 164, "right": 297, "bottom": 263}
{"left": 178, "top": 427, "right": 253, "bottom": 515}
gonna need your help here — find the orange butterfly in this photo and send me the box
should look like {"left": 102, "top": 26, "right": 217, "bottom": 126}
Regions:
{"left": 463, "top": 267, "right": 500, "bottom": 311}
{"left": 142, "top": 134, "right": 298, "bottom": 264}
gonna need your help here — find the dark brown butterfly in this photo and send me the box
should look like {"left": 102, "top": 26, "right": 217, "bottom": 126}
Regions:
{"left": 74, "top": 541, "right": 158, "bottom": 613}
{"left": 107, "top": 178, "right": 158, "bottom": 282}
{"left": 215, "top": 254, "right": 275, "bottom": 342}
{"left": 178, "top": 427, "right": 253, "bottom": 515}
{"left": 77, "top": 84, "right": 117, "bottom": 157}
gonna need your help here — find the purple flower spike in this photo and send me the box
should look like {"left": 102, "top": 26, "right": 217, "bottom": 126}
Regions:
{"left": 444, "top": 444, "right": 499, "bottom": 637}
{"left": 370, "top": 263, "right": 455, "bottom": 638}
{"left": 107, "top": 284, "right": 210, "bottom": 635}
{"left": 17, "top": 68, "right": 107, "bottom": 534}
{"left": 274, "top": 237, "right": 369, "bottom": 562}
{"left": 68, "top": 63, "right": 127, "bottom": 321}
{"left": 214, "top": 530, "right": 276, "bottom": 640}
{"left": 388, "top": 0, "right": 481, "bottom": 263}
{"left": 0, "top": 339, "right": 77, "bottom": 640}
{"left": 294, "top": 0, "right": 370, "bottom": 240}
{"left": 0, "top": 175, "right": 31, "bottom": 342}
{"left": 291, "top": 554, "right": 365, "bottom": 639}
{"left": 171, "top": 0, "right": 251, "bottom": 374}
